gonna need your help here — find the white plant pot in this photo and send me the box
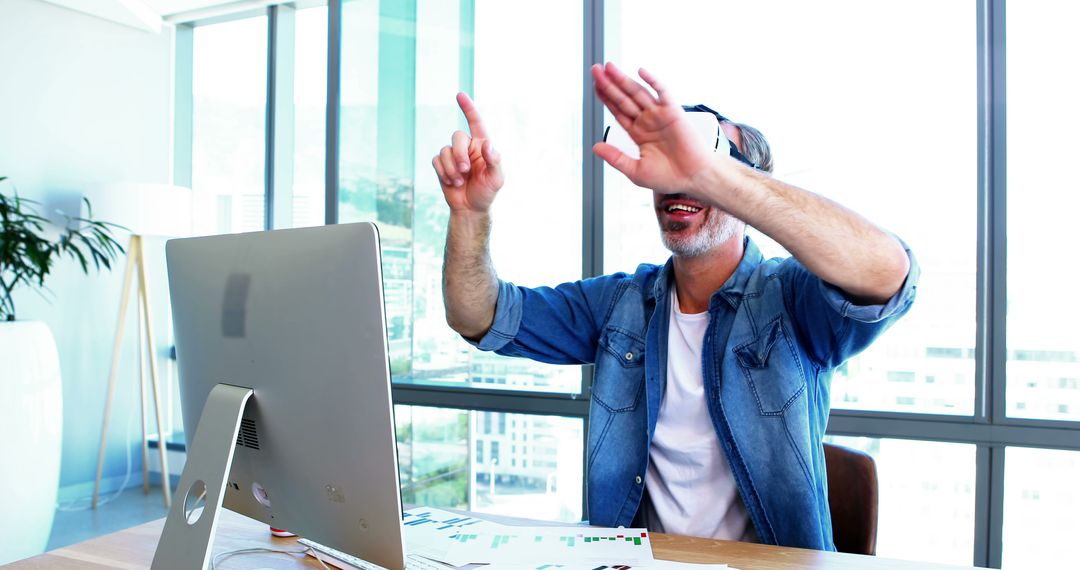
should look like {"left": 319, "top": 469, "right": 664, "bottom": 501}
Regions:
{"left": 0, "top": 321, "right": 63, "bottom": 564}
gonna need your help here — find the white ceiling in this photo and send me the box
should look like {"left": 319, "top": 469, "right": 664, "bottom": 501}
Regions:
{"left": 41, "top": 0, "right": 278, "bottom": 32}
{"left": 143, "top": 0, "right": 234, "bottom": 15}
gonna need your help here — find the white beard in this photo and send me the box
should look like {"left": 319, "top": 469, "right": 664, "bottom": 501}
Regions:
{"left": 659, "top": 209, "right": 744, "bottom": 258}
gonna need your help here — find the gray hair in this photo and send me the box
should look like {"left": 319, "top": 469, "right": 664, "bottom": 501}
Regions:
{"left": 731, "top": 122, "right": 774, "bottom": 173}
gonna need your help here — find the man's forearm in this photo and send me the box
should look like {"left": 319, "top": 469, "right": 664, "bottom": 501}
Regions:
{"left": 443, "top": 211, "right": 500, "bottom": 340}
{"left": 693, "top": 161, "right": 910, "bottom": 305}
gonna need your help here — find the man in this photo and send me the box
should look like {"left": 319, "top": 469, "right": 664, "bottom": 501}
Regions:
{"left": 431, "top": 62, "right": 917, "bottom": 551}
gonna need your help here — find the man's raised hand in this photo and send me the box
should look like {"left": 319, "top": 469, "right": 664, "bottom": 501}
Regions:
{"left": 591, "top": 62, "right": 716, "bottom": 195}
{"left": 434, "top": 92, "right": 504, "bottom": 215}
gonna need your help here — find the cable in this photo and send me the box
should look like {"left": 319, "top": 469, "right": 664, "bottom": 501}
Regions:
{"left": 306, "top": 546, "right": 333, "bottom": 570}
{"left": 209, "top": 547, "right": 330, "bottom": 569}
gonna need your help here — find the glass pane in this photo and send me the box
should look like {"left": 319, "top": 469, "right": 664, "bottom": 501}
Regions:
{"left": 604, "top": 0, "right": 976, "bottom": 415}
{"left": 1002, "top": 447, "right": 1080, "bottom": 568}
{"left": 475, "top": 0, "right": 583, "bottom": 289}
{"left": 286, "top": 6, "right": 328, "bottom": 229}
{"left": 824, "top": 436, "right": 975, "bottom": 566}
{"left": 1006, "top": 2, "right": 1080, "bottom": 422}
{"left": 395, "top": 405, "right": 584, "bottom": 522}
{"left": 192, "top": 17, "right": 267, "bottom": 235}
{"left": 341, "top": 0, "right": 582, "bottom": 393}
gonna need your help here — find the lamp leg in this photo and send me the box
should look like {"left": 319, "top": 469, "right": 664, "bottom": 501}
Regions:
{"left": 136, "top": 236, "right": 172, "bottom": 508}
{"left": 138, "top": 298, "right": 150, "bottom": 495}
{"left": 93, "top": 234, "right": 138, "bottom": 510}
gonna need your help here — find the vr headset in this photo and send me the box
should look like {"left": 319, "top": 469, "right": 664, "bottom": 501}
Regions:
{"left": 602, "top": 104, "right": 760, "bottom": 169}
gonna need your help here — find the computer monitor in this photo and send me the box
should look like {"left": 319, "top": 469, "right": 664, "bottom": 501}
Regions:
{"left": 154, "top": 222, "right": 406, "bottom": 570}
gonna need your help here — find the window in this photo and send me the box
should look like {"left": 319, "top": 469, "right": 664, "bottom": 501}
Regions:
{"left": 395, "top": 405, "right": 579, "bottom": 519}
{"left": 1005, "top": 0, "right": 1080, "bottom": 422}
{"left": 338, "top": 0, "right": 583, "bottom": 394}
{"left": 1002, "top": 448, "right": 1080, "bottom": 568}
{"left": 279, "top": 5, "right": 328, "bottom": 229}
{"left": 391, "top": 405, "right": 587, "bottom": 522}
{"left": 825, "top": 436, "right": 976, "bottom": 566}
{"left": 605, "top": 0, "right": 976, "bottom": 415}
{"left": 191, "top": 17, "right": 268, "bottom": 235}
{"left": 887, "top": 371, "right": 917, "bottom": 383}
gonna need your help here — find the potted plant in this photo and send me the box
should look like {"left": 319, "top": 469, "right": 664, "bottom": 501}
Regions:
{"left": 0, "top": 176, "right": 124, "bottom": 564}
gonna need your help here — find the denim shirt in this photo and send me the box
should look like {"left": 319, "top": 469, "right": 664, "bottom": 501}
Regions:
{"left": 469, "top": 237, "right": 919, "bottom": 550}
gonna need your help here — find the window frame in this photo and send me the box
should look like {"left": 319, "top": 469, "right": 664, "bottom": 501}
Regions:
{"left": 171, "top": 1, "right": 1080, "bottom": 567}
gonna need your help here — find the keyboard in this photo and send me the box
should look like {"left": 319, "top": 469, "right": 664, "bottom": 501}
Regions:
{"left": 298, "top": 538, "right": 455, "bottom": 570}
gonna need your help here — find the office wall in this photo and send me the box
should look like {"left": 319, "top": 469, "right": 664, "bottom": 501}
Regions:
{"left": 0, "top": 0, "right": 174, "bottom": 496}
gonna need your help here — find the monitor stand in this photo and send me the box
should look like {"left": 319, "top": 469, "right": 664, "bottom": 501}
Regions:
{"left": 151, "top": 383, "right": 254, "bottom": 570}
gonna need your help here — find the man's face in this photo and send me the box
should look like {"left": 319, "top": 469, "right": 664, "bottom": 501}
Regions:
{"left": 652, "top": 121, "right": 746, "bottom": 258}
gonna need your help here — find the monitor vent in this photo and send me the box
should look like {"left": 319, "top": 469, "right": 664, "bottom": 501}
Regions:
{"left": 237, "top": 418, "right": 260, "bottom": 450}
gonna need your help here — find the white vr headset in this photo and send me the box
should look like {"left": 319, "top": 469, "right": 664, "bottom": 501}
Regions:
{"left": 602, "top": 105, "right": 760, "bottom": 169}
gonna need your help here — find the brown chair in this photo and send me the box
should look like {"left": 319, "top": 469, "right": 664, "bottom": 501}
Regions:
{"left": 824, "top": 442, "right": 879, "bottom": 555}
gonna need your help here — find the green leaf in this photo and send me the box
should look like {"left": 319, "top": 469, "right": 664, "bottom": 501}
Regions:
{"left": 69, "top": 244, "right": 89, "bottom": 273}
{"left": 0, "top": 182, "right": 123, "bottom": 319}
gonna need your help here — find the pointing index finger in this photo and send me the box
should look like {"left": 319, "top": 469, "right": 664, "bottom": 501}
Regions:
{"left": 457, "top": 92, "right": 489, "bottom": 139}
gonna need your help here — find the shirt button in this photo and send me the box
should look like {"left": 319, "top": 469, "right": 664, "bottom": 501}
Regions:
{"left": 625, "top": 352, "right": 634, "bottom": 361}
{"left": 635, "top": 475, "right": 643, "bottom": 485}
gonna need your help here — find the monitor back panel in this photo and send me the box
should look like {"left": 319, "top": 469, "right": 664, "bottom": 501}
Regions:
{"left": 166, "top": 222, "right": 405, "bottom": 569}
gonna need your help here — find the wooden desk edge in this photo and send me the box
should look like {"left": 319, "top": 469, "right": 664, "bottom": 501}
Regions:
{"left": 5, "top": 510, "right": 983, "bottom": 570}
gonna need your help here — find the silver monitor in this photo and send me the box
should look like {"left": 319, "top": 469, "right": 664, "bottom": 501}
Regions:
{"left": 155, "top": 222, "right": 405, "bottom": 570}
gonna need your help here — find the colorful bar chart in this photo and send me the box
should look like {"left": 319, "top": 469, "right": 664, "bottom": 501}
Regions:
{"left": 401, "top": 508, "right": 504, "bottom": 565}
{"left": 403, "top": 510, "right": 486, "bottom": 531}
{"left": 440, "top": 527, "right": 653, "bottom": 565}
{"left": 399, "top": 508, "right": 669, "bottom": 568}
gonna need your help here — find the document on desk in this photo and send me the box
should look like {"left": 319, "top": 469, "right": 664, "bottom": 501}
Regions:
{"left": 402, "top": 508, "right": 657, "bottom": 567}
{"left": 402, "top": 508, "right": 507, "bottom": 564}
{"left": 399, "top": 508, "right": 736, "bottom": 570}
{"left": 428, "top": 526, "right": 654, "bottom": 566}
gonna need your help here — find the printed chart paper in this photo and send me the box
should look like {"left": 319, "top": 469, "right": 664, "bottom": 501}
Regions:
{"left": 403, "top": 508, "right": 505, "bottom": 564}
{"left": 399, "top": 508, "right": 734, "bottom": 569}
{"left": 439, "top": 527, "right": 654, "bottom": 566}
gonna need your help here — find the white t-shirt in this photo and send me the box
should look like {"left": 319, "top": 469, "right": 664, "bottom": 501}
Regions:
{"left": 642, "top": 290, "right": 754, "bottom": 541}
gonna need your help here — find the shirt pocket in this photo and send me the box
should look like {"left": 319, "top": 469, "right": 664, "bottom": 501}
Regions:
{"left": 593, "top": 326, "right": 646, "bottom": 412}
{"left": 733, "top": 315, "right": 806, "bottom": 415}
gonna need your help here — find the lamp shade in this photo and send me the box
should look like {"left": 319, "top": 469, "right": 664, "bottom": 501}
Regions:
{"left": 82, "top": 183, "right": 194, "bottom": 238}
